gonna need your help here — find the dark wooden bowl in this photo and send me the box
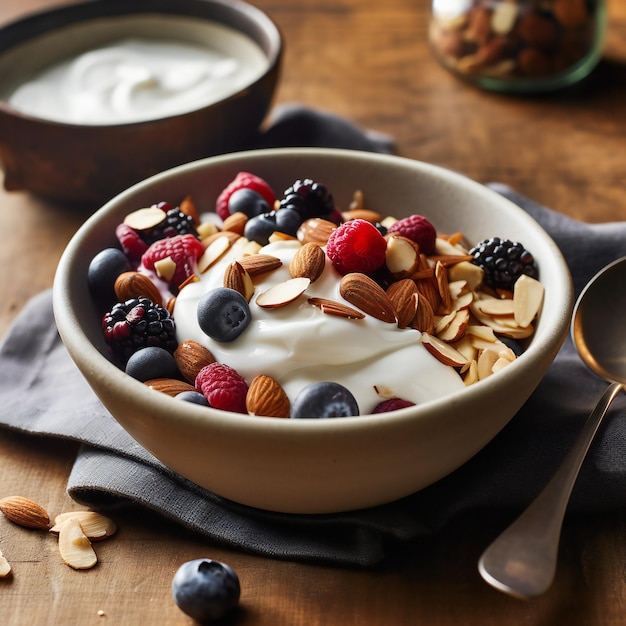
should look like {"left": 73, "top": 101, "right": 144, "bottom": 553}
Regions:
{"left": 0, "top": 0, "right": 282, "bottom": 207}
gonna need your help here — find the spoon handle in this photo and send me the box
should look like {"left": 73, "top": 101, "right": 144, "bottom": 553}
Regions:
{"left": 478, "top": 381, "right": 624, "bottom": 599}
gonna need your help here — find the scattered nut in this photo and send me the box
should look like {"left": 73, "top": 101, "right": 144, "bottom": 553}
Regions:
{"left": 0, "top": 548, "right": 11, "bottom": 578}
{"left": 246, "top": 375, "right": 291, "bottom": 418}
{"left": 50, "top": 511, "right": 116, "bottom": 541}
{"left": 57, "top": 517, "right": 98, "bottom": 570}
{"left": 0, "top": 496, "right": 50, "bottom": 530}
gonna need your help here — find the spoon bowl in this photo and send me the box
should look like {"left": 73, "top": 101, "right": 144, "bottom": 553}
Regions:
{"left": 478, "top": 256, "right": 626, "bottom": 598}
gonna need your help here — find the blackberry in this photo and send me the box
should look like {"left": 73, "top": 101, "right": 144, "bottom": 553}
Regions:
{"left": 469, "top": 237, "right": 539, "bottom": 290}
{"left": 102, "top": 296, "right": 177, "bottom": 365}
{"left": 142, "top": 205, "right": 198, "bottom": 245}
{"left": 279, "top": 179, "right": 334, "bottom": 221}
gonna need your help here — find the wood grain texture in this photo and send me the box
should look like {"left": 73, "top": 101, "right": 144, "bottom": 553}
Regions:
{"left": 2, "top": 0, "right": 626, "bottom": 624}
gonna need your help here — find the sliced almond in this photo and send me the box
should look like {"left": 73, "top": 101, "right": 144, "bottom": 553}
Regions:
{"left": 290, "top": 242, "right": 326, "bottom": 283}
{"left": 339, "top": 273, "right": 397, "bottom": 323}
{"left": 0, "top": 496, "right": 49, "bottom": 530}
{"left": 123, "top": 206, "right": 166, "bottom": 231}
{"left": 434, "top": 237, "right": 468, "bottom": 256}
{"left": 224, "top": 261, "right": 255, "bottom": 301}
{"left": 197, "top": 221, "right": 220, "bottom": 239}
{"left": 268, "top": 231, "right": 298, "bottom": 243}
{"left": 174, "top": 340, "right": 216, "bottom": 384}
{"left": 463, "top": 360, "right": 479, "bottom": 386}
{"left": 296, "top": 218, "right": 336, "bottom": 245}
{"left": 201, "top": 229, "right": 241, "bottom": 248}
{"left": 246, "top": 375, "right": 291, "bottom": 418}
{"left": 450, "top": 336, "right": 478, "bottom": 362}
{"left": 452, "top": 290, "right": 474, "bottom": 311}
{"left": 475, "top": 296, "right": 515, "bottom": 316}
{"left": 50, "top": 511, "right": 116, "bottom": 541}
{"left": 429, "top": 254, "right": 474, "bottom": 267}
{"left": 0, "top": 548, "right": 11, "bottom": 578}
{"left": 256, "top": 277, "right": 310, "bottom": 309}
{"left": 308, "top": 297, "right": 365, "bottom": 319}
{"left": 447, "top": 261, "right": 484, "bottom": 291}
{"left": 114, "top": 271, "right": 163, "bottom": 307}
{"left": 435, "top": 262, "right": 454, "bottom": 314}
{"left": 437, "top": 308, "right": 470, "bottom": 343}
{"left": 385, "top": 235, "right": 420, "bottom": 278}
{"left": 144, "top": 378, "right": 197, "bottom": 397}
{"left": 448, "top": 280, "right": 469, "bottom": 300}
{"left": 239, "top": 254, "right": 283, "bottom": 278}
{"left": 197, "top": 235, "right": 232, "bottom": 274}
{"left": 477, "top": 348, "right": 500, "bottom": 380}
{"left": 421, "top": 333, "right": 468, "bottom": 368}
{"left": 514, "top": 274, "right": 544, "bottom": 328}
{"left": 57, "top": 517, "right": 97, "bottom": 570}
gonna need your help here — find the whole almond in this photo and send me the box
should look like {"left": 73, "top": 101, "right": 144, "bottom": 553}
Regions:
{"left": 296, "top": 218, "right": 336, "bottom": 246}
{"left": 174, "top": 340, "right": 216, "bottom": 384}
{"left": 222, "top": 211, "right": 248, "bottom": 235}
{"left": 339, "top": 273, "right": 396, "bottom": 323}
{"left": 386, "top": 279, "right": 419, "bottom": 329}
{"left": 289, "top": 243, "right": 326, "bottom": 283}
{"left": 114, "top": 271, "right": 163, "bottom": 307}
{"left": 0, "top": 496, "right": 50, "bottom": 530}
{"left": 246, "top": 375, "right": 291, "bottom": 418}
{"left": 238, "top": 254, "right": 283, "bottom": 278}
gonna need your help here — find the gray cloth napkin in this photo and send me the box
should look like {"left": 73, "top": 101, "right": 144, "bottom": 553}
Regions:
{"left": 2, "top": 107, "right": 626, "bottom": 567}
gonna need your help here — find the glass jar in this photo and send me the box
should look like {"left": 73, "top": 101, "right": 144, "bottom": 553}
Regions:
{"left": 429, "top": 0, "right": 606, "bottom": 93}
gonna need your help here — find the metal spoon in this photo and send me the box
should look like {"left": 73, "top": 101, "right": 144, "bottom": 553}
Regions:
{"left": 478, "top": 256, "right": 626, "bottom": 599}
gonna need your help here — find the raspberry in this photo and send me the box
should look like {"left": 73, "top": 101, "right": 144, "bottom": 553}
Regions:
{"left": 195, "top": 363, "right": 248, "bottom": 413}
{"left": 102, "top": 296, "right": 177, "bottom": 365}
{"left": 387, "top": 215, "right": 437, "bottom": 255}
{"left": 372, "top": 398, "right": 415, "bottom": 413}
{"left": 216, "top": 172, "right": 276, "bottom": 221}
{"left": 116, "top": 222, "right": 148, "bottom": 265}
{"left": 326, "top": 219, "right": 387, "bottom": 276}
{"left": 142, "top": 234, "right": 205, "bottom": 290}
{"left": 469, "top": 237, "right": 538, "bottom": 290}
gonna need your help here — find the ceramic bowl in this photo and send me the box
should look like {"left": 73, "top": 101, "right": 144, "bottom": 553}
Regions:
{"left": 53, "top": 148, "right": 573, "bottom": 514}
{"left": 0, "top": 0, "right": 282, "bottom": 206}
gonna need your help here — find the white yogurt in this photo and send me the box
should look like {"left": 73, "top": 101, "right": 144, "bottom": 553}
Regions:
{"left": 174, "top": 239, "right": 465, "bottom": 415}
{"left": 7, "top": 37, "right": 267, "bottom": 125}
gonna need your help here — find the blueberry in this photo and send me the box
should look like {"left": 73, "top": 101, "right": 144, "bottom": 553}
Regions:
{"left": 172, "top": 558, "right": 240, "bottom": 623}
{"left": 197, "top": 288, "right": 251, "bottom": 342}
{"left": 124, "top": 346, "right": 178, "bottom": 382}
{"left": 291, "top": 382, "right": 360, "bottom": 418}
{"left": 176, "top": 390, "right": 210, "bottom": 406}
{"left": 87, "top": 247, "right": 130, "bottom": 308}
{"left": 228, "top": 187, "right": 270, "bottom": 218}
{"left": 274, "top": 208, "right": 302, "bottom": 237}
{"left": 243, "top": 211, "right": 278, "bottom": 246}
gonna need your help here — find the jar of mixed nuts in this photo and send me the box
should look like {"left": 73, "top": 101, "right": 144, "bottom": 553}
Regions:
{"left": 429, "top": 0, "right": 606, "bottom": 93}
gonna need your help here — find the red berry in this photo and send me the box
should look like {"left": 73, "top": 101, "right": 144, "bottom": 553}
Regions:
{"left": 372, "top": 398, "right": 415, "bottom": 413}
{"left": 326, "top": 219, "right": 387, "bottom": 276}
{"left": 116, "top": 223, "right": 148, "bottom": 264}
{"left": 195, "top": 362, "right": 248, "bottom": 413}
{"left": 216, "top": 172, "right": 276, "bottom": 221}
{"left": 141, "top": 234, "right": 204, "bottom": 289}
{"left": 387, "top": 215, "right": 436, "bottom": 255}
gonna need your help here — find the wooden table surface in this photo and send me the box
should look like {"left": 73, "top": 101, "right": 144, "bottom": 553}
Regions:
{"left": 2, "top": 0, "right": 626, "bottom": 624}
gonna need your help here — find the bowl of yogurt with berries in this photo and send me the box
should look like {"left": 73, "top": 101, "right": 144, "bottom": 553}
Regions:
{"left": 53, "top": 147, "right": 573, "bottom": 514}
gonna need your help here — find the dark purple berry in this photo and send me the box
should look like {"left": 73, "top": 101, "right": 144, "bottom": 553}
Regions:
{"left": 102, "top": 297, "right": 177, "bottom": 365}
{"left": 279, "top": 179, "right": 334, "bottom": 220}
{"left": 197, "top": 288, "right": 251, "bottom": 342}
{"left": 140, "top": 206, "right": 198, "bottom": 245}
{"left": 124, "top": 346, "right": 178, "bottom": 382}
{"left": 175, "top": 390, "right": 210, "bottom": 406}
{"left": 243, "top": 211, "right": 278, "bottom": 246}
{"left": 274, "top": 208, "right": 302, "bottom": 237}
{"left": 469, "top": 237, "right": 539, "bottom": 290}
{"left": 172, "top": 559, "right": 240, "bottom": 623}
{"left": 88, "top": 248, "right": 130, "bottom": 309}
{"left": 228, "top": 188, "right": 270, "bottom": 218}
{"left": 291, "top": 382, "right": 359, "bottom": 418}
